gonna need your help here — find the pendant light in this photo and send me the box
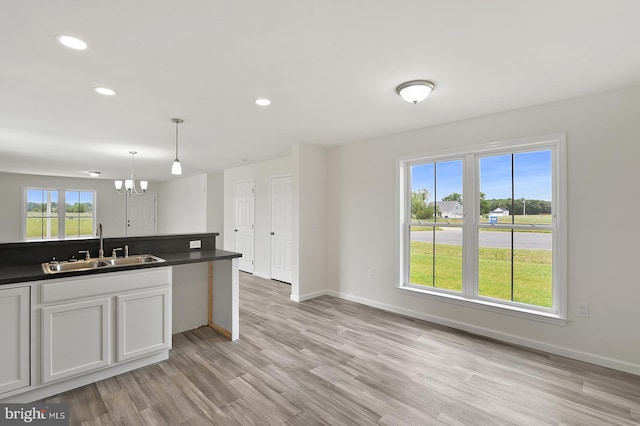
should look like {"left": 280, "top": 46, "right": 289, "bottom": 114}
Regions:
{"left": 171, "top": 118, "right": 183, "bottom": 175}
{"left": 115, "top": 151, "right": 148, "bottom": 196}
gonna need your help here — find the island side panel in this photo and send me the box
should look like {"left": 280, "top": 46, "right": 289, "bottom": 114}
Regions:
{"left": 171, "top": 263, "right": 209, "bottom": 334}
{"left": 211, "top": 258, "right": 239, "bottom": 340}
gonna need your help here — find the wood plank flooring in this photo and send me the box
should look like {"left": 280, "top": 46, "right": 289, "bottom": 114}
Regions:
{"left": 45, "top": 273, "right": 640, "bottom": 425}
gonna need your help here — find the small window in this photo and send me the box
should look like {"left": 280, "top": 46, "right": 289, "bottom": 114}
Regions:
{"left": 25, "top": 188, "right": 96, "bottom": 240}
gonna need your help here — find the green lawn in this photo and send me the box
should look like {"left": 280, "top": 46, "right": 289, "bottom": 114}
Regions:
{"left": 410, "top": 240, "right": 552, "bottom": 308}
{"left": 26, "top": 213, "right": 94, "bottom": 239}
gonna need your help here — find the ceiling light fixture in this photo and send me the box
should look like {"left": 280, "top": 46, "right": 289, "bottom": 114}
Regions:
{"left": 88, "top": 171, "right": 101, "bottom": 178}
{"left": 115, "top": 151, "right": 148, "bottom": 196}
{"left": 171, "top": 118, "right": 183, "bottom": 175}
{"left": 94, "top": 87, "right": 117, "bottom": 96}
{"left": 56, "top": 35, "right": 88, "bottom": 50}
{"left": 255, "top": 98, "right": 271, "bottom": 106}
{"left": 396, "top": 80, "right": 435, "bottom": 104}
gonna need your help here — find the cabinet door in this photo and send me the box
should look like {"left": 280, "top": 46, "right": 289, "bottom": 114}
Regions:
{"left": 42, "top": 298, "right": 110, "bottom": 384}
{"left": 117, "top": 288, "right": 171, "bottom": 362}
{"left": 0, "top": 287, "right": 30, "bottom": 394}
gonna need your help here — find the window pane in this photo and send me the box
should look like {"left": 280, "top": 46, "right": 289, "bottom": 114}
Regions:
{"left": 26, "top": 189, "right": 58, "bottom": 240}
{"left": 410, "top": 226, "right": 462, "bottom": 292}
{"left": 514, "top": 150, "right": 552, "bottom": 225}
{"left": 478, "top": 229, "right": 552, "bottom": 308}
{"left": 478, "top": 229, "right": 512, "bottom": 301}
{"left": 479, "top": 154, "right": 512, "bottom": 223}
{"left": 435, "top": 160, "right": 463, "bottom": 222}
{"left": 65, "top": 191, "right": 94, "bottom": 238}
{"left": 411, "top": 163, "right": 435, "bottom": 220}
{"left": 513, "top": 230, "right": 552, "bottom": 307}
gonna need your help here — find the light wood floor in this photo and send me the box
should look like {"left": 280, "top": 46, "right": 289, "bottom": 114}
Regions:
{"left": 45, "top": 272, "right": 640, "bottom": 425}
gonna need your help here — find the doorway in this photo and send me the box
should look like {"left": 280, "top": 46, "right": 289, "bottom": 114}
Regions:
{"left": 234, "top": 180, "right": 255, "bottom": 273}
{"left": 126, "top": 192, "right": 156, "bottom": 236}
{"left": 270, "top": 176, "right": 292, "bottom": 283}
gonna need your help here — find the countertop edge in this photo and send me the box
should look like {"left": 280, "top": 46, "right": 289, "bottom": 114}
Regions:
{"left": 0, "top": 249, "right": 242, "bottom": 285}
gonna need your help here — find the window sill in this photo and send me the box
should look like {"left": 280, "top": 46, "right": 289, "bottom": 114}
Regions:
{"left": 395, "top": 285, "right": 568, "bottom": 326}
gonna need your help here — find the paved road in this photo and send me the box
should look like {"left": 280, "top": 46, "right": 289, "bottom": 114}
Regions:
{"left": 411, "top": 229, "right": 551, "bottom": 250}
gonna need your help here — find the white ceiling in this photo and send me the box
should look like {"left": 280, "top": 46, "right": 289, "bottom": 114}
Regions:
{"left": 2, "top": 0, "right": 640, "bottom": 182}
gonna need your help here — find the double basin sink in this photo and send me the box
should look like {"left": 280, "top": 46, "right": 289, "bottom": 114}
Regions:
{"left": 42, "top": 254, "right": 166, "bottom": 275}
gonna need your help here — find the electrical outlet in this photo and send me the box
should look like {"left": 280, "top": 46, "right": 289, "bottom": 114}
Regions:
{"left": 578, "top": 302, "right": 590, "bottom": 318}
{"left": 189, "top": 240, "right": 202, "bottom": 249}
{"left": 367, "top": 269, "right": 373, "bottom": 280}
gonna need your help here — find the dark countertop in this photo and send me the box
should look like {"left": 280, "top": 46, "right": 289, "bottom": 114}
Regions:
{"left": 0, "top": 249, "right": 241, "bottom": 285}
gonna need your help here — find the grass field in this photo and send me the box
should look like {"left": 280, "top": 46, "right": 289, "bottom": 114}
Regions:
{"left": 410, "top": 240, "right": 552, "bottom": 308}
{"left": 26, "top": 213, "right": 93, "bottom": 239}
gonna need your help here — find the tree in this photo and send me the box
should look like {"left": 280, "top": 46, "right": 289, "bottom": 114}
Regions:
{"left": 412, "top": 189, "right": 435, "bottom": 220}
{"left": 479, "top": 192, "right": 490, "bottom": 215}
{"left": 442, "top": 192, "right": 462, "bottom": 202}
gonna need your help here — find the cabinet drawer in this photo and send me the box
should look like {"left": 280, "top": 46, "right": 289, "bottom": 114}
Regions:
{"left": 41, "top": 267, "right": 171, "bottom": 304}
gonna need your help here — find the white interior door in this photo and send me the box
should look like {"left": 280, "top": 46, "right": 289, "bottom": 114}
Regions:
{"left": 127, "top": 192, "right": 156, "bottom": 236}
{"left": 271, "top": 176, "right": 292, "bottom": 283}
{"left": 234, "top": 180, "right": 254, "bottom": 273}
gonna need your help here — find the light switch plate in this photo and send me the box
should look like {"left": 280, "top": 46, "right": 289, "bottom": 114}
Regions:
{"left": 189, "top": 240, "right": 202, "bottom": 249}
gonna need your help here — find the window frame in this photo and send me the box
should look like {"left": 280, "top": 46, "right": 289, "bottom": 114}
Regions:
{"left": 23, "top": 187, "right": 97, "bottom": 241}
{"left": 397, "top": 133, "right": 567, "bottom": 324}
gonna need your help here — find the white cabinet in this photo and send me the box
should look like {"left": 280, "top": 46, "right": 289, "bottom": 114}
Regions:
{"left": 41, "top": 298, "right": 110, "bottom": 384}
{"left": 0, "top": 286, "right": 30, "bottom": 395}
{"left": 117, "top": 288, "right": 170, "bottom": 362}
{"left": 38, "top": 267, "right": 172, "bottom": 385}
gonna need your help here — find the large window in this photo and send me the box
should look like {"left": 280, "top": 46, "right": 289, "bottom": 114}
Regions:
{"left": 399, "top": 134, "right": 566, "bottom": 321}
{"left": 25, "top": 189, "right": 96, "bottom": 240}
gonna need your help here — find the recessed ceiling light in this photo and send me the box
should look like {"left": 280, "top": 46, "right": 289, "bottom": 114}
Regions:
{"left": 255, "top": 98, "right": 271, "bottom": 106}
{"left": 94, "top": 87, "right": 117, "bottom": 96}
{"left": 88, "top": 171, "right": 101, "bottom": 178}
{"left": 56, "top": 35, "right": 88, "bottom": 50}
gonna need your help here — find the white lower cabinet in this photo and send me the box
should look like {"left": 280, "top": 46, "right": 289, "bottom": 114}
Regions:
{"left": 117, "top": 288, "right": 171, "bottom": 362}
{"left": 0, "top": 286, "right": 30, "bottom": 395}
{"left": 41, "top": 298, "right": 110, "bottom": 384}
{"left": 38, "top": 267, "right": 172, "bottom": 386}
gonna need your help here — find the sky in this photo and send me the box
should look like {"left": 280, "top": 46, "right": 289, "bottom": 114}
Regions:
{"left": 27, "top": 189, "right": 93, "bottom": 205}
{"left": 411, "top": 150, "right": 552, "bottom": 201}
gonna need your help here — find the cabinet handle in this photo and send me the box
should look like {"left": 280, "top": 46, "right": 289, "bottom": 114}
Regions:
{"left": 270, "top": 232, "right": 275, "bottom": 235}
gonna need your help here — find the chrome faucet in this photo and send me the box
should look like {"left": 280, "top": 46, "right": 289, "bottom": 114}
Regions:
{"left": 97, "top": 223, "right": 104, "bottom": 258}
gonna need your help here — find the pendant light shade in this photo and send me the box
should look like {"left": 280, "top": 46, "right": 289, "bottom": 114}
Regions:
{"left": 171, "top": 118, "right": 184, "bottom": 175}
{"left": 171, "top": 158, "right": 182, "bottom": 175}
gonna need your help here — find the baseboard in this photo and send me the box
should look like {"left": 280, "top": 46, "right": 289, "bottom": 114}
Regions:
{"left": 291, "top": 289, "right": 328, "bottom": 303}
{"left": 254, "top": 271, "right": 270, "bottom": 279}
{"left": 326, "top": 290, "right": 640, "bottom": 376}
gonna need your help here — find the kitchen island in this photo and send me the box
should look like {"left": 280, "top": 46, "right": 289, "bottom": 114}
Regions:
{"left": 0, "top": 233, "right": 241, "bottom": 402}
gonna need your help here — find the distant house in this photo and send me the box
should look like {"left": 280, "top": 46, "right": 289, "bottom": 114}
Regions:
{"left": 436, "top": 201, "right": 463, "bottom": 219}
{"left": 489, "top": 207, "right": 509, "bottom": 216}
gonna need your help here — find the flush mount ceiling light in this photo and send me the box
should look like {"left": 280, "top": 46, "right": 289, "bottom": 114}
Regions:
{"left": 171, "top": 118, "right": 184, "bottom": 175}
{"left": 94, "top": 87, "right": 117, "bottom": 96}
{"left": 56, "top": 35, "right": 88, "bottom": 50}
{"left": 115, "top": 151, "right": 148, "bottom": 196}
{"left": 396, "top": 80, "right": 435, "bottom": 104}
{"left": 255, "top": 98, "right": 271, "bottom": 106}
{"left": 88, "top": 171, "right": 101, "bottom": 178}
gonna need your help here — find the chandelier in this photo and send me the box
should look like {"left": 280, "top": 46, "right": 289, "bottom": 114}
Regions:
{"left": 115, "top": 151, "right": 148, "bottom": 196}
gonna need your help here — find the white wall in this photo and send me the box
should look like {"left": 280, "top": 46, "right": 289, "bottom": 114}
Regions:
{"left": 0, "top": 172, "right": 127, "bottom": 242}
{"left": 223, "top": 156, "right": 291, "bottom": 278}
{"left": 156, "top": 174, "right": 208, "bottom": 234}
{"left": 292, "top": 144, "right": 327, "bottom": 301}
{"left": 326, "top": 85, "right": 640, "bottom": 375}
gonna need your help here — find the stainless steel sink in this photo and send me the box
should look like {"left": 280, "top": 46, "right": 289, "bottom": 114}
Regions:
{"left": 104, "top": 254, "right": 166, "bottom": 266}
{"left": 42, "top": 254, "right": 165, "bottom": 274}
